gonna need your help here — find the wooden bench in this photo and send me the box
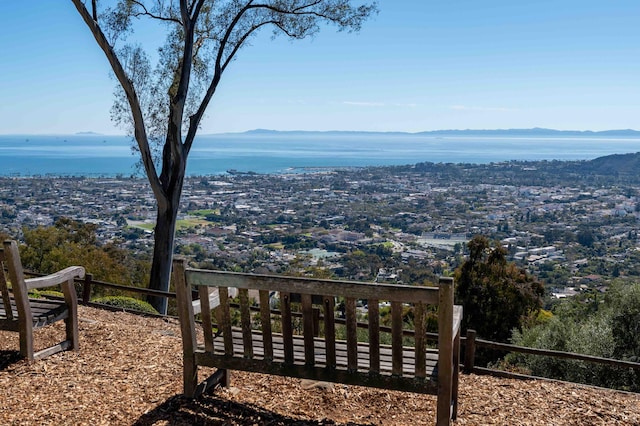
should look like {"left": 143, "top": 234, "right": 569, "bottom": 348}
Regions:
{"left": 174, "top": 258, "right": 463, "bottom": 425}
{"left": 0, "top": 240, "right": 85, "bottom": 361}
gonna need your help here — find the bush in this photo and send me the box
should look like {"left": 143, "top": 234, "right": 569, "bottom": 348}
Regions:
{"left": 508, "top": 282, "right": 640, "bottom": 391}
{"left": 91, "top": 296, "right": 159, "bottom": 315}
{"left": 29, "top": 289, "right": 65, "bottom": 299}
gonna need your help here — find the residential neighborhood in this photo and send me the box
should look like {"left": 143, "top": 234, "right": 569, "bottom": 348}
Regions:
{"left": 1, "top": 158, "right": 639, "bottom": 305}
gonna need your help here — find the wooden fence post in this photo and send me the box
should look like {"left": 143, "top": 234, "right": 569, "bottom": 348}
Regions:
{"left": 82, "top": 273, "right": 93, "bottom": 305}
{"left": 465, "top": 329, "right": 476, "bottom": 374}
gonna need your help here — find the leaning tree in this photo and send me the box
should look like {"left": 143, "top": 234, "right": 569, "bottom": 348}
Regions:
{"left": 71, "top": 0, "right": 377, "bottom": 313}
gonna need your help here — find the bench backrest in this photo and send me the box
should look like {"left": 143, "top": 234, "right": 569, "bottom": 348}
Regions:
{"left": 175, "top": 258, "right": 456, "bottom": 379}
{"left": 0, "top": 247, "right": 12, "bottom": 319}
{"left": 0, "top": 241, "right": 31, "bottom": 321}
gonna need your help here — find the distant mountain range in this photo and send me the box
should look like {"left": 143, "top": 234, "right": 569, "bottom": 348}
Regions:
{"left": 233, "top": 128, "right": 640, "bottom": 137}
{"left": 69, "top": 128, "right": 640, "bottom": 138}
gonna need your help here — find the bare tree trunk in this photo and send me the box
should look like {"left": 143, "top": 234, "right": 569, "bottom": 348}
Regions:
{"left": 147, "top": 201, "right": 179, "bottom": 314}
{"left": 147, "top": 140, "right": 185, "bottom": 314}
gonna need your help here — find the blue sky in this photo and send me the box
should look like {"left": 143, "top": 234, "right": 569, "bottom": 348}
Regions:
{"left": 1, "top": 1, "right": 639, "bottom": 135}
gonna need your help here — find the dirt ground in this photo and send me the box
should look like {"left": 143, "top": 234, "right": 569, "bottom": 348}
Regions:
{"left": 1, "top": 306, "right": 638, "bottom": 425}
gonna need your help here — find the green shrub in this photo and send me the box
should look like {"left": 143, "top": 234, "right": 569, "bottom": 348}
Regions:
{"left": 28, "top": 289, "right": 65, "bottom": 299}
{"left": 508, "top": 282, "right": 640, "bottom": 391}
{"left": 91, "top": 296, "right": 159, "bottom": 315}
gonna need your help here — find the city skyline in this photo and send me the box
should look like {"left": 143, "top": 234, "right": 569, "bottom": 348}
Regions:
{"left": 1, "top": 1, "right": 639, "bottom": 135}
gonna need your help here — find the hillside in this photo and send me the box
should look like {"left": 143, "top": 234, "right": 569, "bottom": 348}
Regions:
{"left": 1, "top": 306, "right": 638, "bottom": 425}
{"left": 587, "top": 152, "right": 640, "bottom": 175}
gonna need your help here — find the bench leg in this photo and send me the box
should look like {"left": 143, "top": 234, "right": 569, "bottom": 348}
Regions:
{"left": 193, "top": 368, "right": 232, "bottom": 397}
{"left": 221, "top": 368, "right": 231, "bottom": 387}
{"left": 184, "top": 353, "right": 198, "bottom": 397}
{"left": 19, "top": 323, "right": 35, "bottom": 362}
{"left": 452, "top": 330, "right": 461, "bottom": 420}
{"left": 62, "top": 279, "right": 79, "bottom": 351}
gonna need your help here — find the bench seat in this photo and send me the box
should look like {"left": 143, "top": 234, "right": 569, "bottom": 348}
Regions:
{"left": 196, "top": 329, "right": 441, "bottom": 392}
{"left": 0, "top": 298, "right": 71, "bottom": 331}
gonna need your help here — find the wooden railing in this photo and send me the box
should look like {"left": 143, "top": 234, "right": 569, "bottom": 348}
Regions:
{"left": 25, "top": 271, "right": 176, "bottom": 316}
{"left": 78, "top": 273, "right": 176, "bottom": 306}
{"left": 463, "top": 329, "right": 640, "bottom": 379}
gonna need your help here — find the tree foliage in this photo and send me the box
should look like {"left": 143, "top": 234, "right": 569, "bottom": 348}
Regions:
{"left": 20, "top": 218, "right": 150, "bottom": 288}
{"left": 510, "top": 281, "right": 640, "bottom": 391}
{"left": 454, "top": 235, "right": 544, "bottom": 342}
{"left": 71, "top": 0, "right": 377, "bottom": 313}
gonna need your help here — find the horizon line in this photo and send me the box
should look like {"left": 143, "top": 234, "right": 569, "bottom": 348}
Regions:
{"left": 2, "top": 127, "right": 640, "bottom": 137}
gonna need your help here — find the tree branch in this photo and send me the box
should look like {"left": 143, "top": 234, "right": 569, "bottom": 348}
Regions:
{"left": 91, "top": 0, "right": 98, "bottom": 21}
{"left": 70, "top": 0, "right": 166, "bottom": 206}
{"left": 292, "top": 1, "right": 323, "bottom": 13}
{"left": 184, "top": 0, "right": 376, "bottom": 153}
{"left": 191, "top": 0, "right": 207, "bottom": 22}
{"left": 130, "top": 0, "right": 183, "bottom": 25}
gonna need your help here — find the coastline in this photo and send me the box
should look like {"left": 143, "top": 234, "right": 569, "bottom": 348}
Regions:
{"left": 1, "top": 134, "right": 640, "bottom": 177}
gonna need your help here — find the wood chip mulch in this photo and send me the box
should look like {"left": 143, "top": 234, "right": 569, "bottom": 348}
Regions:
{"left": 1, "top": 306, "right": 638, "bottom": 425}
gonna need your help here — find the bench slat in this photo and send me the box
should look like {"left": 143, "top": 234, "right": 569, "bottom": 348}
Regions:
{"left": 345, "top": 297, "right": 357, "bottom": 372}
{"left": 199, "top": 330, "right": 439, "bottom": 374}
{"left": 198, "top": 286, "right": 215, "bottom": 353}
{"left": 196, "top": 350, "right": 438, "bottom": 394}
{"left": 391, "top": 301, "right": 403, "bottom": 376}
{"left": 217, "top": 287, "right": 233, "bottom": 356}
{"left": 239, "top": 288, "right": 253, "bottom": 358}
{"left": 414, "top": 301, "right": 427, "bottom": 378}
{"left": 281, "top": 292, "right": 294, "bottom": 364}
{"left": 301, "top": 293, "right": 314, "bottom": 365}
{"left": 368, "top": 298, "right": 380, "bottom": 374}
{"left": 258, "top": 290, "right": 273, "bottom": 360}
{"left": 194, "top": 330, "right": 441, "bottom": 394}
{"left": 323, "top": 295, "right": 336, "bottom": 369}
{"left": 186, "top": 269, "right": 440, "bottom": 304}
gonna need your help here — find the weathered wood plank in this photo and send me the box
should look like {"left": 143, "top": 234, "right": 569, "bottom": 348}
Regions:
{"left": 173, "top": 258, "right": 198, "bottom": 397}
{"left": 258, "top": 290, "right": 273, "bottom": 360}
{"left": 414, "top": 302, "right": 426, "bottom": 378}
{"left": 367, "top": 298, "right": 380, "bottom": 374}
{"left": 238, "top": 288, "right": 253, "bottom": 358}
{"left": 33, "top": 340, "right": 73, "bottom": 361}
{"left": 437, "top": 277, "right": 455, "bottom": 426}
{"left": 193, "top": 368, "right": 228, "bottom": 397}
{"left": 280, "top": 292, "right": 294, "bottom": 364}
{"left": 217, "top": 287, "right": 233, "bottom": 356}
{"left": 186, "top": 269, "right": 440, "bottom": 304}
{"left": 194, "top": 350, "right": 438, "bottom": 394}
{"left": 345, "top": 297, "right": 357, "bottom": 372}
{"left": 323, "top": 296, "right": 336, "bottom": 369}
{"left": 192, "top": 286, "right": 220, "bottom": 315}
{"left": 391, "top": 301, "right": 403, "bottom": 376}
{"left": 0, "top": 250, "right": 13, "bottom": 321}
{"left": 301, "top": 293, "right": 314, "bottom": 365}
{"left": 219, "top": 333, "right": 438, "bottom": 375}
{"left": 198, "top": 286, "right": 215, "bottom": 353}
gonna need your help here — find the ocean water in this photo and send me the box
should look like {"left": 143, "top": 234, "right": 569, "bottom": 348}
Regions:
{"left": 1, "top": 133, "right": 639, "bottom": 177}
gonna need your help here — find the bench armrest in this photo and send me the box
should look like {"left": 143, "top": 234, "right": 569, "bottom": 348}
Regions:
{"left": 452, "top": 305, "right": 463, "bottom": 341}
{"left": 25, "top": 266, "right": 86, "bottom": 290}
{"left": 192, "top": 287, "right": 221, "bottom": 315}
